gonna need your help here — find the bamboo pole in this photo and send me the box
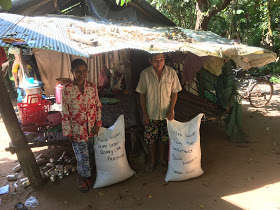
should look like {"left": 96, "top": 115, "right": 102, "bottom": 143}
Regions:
{"left": 0, "top": 72, "right": 43, "bottom": 188}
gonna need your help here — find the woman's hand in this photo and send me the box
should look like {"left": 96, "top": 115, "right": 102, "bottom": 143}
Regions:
{"left": 92, "top": 125, "right": 100, "bottom": 136}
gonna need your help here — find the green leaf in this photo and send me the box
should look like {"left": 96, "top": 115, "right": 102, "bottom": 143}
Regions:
{"left": 209, "top": 0, "right": 220, "bottom": 6}
{"left": 120, "top": 0, "right": 125, "bottom": 6}
{"left": 0, "top": 0, "right": 12, "bottom": 10}
{"left": 117, "top": 0, "right": 130, "bottom": 6}
{"left": 235, "top": 9, "right": 244, "bottom": 15}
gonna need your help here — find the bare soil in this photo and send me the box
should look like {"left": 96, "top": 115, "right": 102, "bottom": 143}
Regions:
{"left": 1, "top": 85, "right": 280, "bottom": 210}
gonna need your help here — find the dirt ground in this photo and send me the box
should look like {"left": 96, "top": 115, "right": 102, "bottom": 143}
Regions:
{"left": 1, "top": 85, "right": 280, "bottom": 210}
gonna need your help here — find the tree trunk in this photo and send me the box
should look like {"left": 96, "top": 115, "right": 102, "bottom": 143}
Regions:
{"left": 0, "top": 73, "right": 43, "bottom": 188}
{"left": 266, "top": 0, "right": 274, "bottom": 48}
{"left": 195, "top": 0, "right": 209, "bottom": 30}
{"left": 195, "top": 0, "right": 233, "bottom": 31}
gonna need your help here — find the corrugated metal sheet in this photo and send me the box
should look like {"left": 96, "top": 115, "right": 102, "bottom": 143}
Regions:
{"left": 0, "top": 13, "right": 277, "bottom": 69}
{"left": 0, "top": 13, "right": 89, "bottom": 56}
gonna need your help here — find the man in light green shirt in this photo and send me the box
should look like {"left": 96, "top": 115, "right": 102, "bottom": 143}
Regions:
{"left": 136, "top": 53, "right": 182, "bottom": 171}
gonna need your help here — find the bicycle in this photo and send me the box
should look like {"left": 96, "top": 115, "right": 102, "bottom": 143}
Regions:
{"left": 233, "top": 68, "right": 273, "bottom": 108}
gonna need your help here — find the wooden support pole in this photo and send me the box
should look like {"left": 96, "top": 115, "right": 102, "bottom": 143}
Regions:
{"left": 0, "top": 73, "right": 43, "bottom": 188}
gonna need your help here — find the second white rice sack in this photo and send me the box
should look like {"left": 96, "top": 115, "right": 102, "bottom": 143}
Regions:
{"left": 94, "top": 115, "right": 135, "bottom": 188}
{"left": 165, "top": 113, "right": 204, "bottom": 182}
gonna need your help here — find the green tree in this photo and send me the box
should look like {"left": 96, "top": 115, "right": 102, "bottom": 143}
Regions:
{"left": 146, "top": 0, "right": 234, "bottom": 30}
{"left": 194, "top": 0, "right": 233, "bottom": 30}
{"left": 0, "top": 0, "right": 12, "bottom": 10}
{"left": 212, "top": 0, "right": 280, "bottom": 51}
{"left": 149, "top": 0, "right": 196, "bottom": 29}
{"left": 118, "top": 0, "right": 279, "bottom": 74}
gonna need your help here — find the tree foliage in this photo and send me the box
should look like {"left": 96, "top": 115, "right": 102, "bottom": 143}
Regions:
{"left": 146, "top": 0, "right": 233, "bottom": 30}
{"left": 116, "top": 0, "right": 131, "bottom": 6}
{"left": 0, "top": 0, "right": 12, "bottom": 10}
{"left": 118, "top": 0, "right": 279, "bottom": 73}
{"left": 145, "top": 0, "right": 280, "bottom": 55}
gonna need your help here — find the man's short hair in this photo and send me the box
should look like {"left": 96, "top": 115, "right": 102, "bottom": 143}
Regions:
{"left": 150, "top": 53, "right": 165, "bottom": 59}
{"left": 71, "top": 59, "right": 87, "bottom": 72}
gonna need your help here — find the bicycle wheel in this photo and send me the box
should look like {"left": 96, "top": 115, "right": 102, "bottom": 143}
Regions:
{"left": 249, "top": 80, "right": 273, "bottom": 108}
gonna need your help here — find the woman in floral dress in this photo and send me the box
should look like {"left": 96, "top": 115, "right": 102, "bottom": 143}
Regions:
{"left": 62, "top": 59, "right": 102, "bottom": 192}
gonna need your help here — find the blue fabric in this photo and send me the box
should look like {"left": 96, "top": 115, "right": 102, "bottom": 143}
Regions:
{"left": 72, "top": 141, "right": 91, "bottom": 178}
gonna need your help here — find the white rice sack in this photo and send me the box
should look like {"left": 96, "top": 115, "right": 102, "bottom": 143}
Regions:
{"left": 165, "top": 113, "right": 204, "bottom": 182}
{"left": 94, "top": 115, "right": 135, "bottom": 188}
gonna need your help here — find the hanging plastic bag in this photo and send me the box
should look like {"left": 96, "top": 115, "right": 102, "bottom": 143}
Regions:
{"left": 20, "top": 68, "right": 38, "bottom": 89}
{"left": 165, "top": 114, "right": 204, "bottom": 182}
{"left": 0, "top": 184, "right": 9, "bottom": 195}
{"left": 94, "top": 115, "right": 135, "bottom": 188}
{"left": 19, "top": 63, "right": 42, "bottom": 90}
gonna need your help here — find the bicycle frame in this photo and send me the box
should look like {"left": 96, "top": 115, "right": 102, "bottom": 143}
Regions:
{"left": 234, "top": 68, "right": 256, "bottom": 99}
{"left": 233, "top": 68, "right": 273, "bottom": 107}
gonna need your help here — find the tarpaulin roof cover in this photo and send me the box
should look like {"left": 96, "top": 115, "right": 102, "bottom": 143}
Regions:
{"left": 0, "top": 13, "right": 277, "bottom": 69}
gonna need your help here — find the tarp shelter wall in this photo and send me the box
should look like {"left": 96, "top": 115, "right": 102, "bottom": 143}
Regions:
{"left": 33, "top": 49, "right": 132, "bottom": 95}
{"left": 33, "top": 49, "right": 71, "bottom": 95}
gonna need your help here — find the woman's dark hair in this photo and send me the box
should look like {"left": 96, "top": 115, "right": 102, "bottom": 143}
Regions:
{"left": 71, "top": 59, "right": 87, "bottom": 72}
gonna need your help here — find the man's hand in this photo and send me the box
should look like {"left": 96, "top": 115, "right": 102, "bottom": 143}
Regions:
{"left": 92, "top": 125, "right": 100, "bottom": 136}
{"left": 143, "top": 113, "right": 150, "bottom": 125}
{"left": 167, "top": 109, "right": 175, "bottom": 121}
